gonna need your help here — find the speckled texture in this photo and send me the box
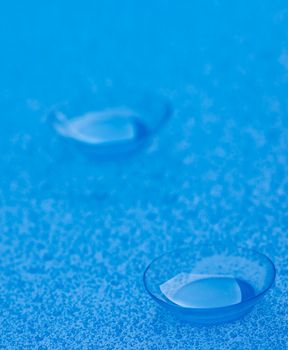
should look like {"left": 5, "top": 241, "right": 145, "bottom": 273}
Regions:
{"left": 1, "top": 1, "right": 288, "bottom": 349}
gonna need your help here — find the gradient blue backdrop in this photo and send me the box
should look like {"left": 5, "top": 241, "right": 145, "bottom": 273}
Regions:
{"left": 0, "top": 1, "right": 288, "bottom": 349}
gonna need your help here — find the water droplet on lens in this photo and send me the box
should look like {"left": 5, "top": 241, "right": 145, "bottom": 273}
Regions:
{"left": 160, "top": 273, "right": 255, "bottom": 309}
{"left": 51, "top": 108, "right": 149, "bottom": 158}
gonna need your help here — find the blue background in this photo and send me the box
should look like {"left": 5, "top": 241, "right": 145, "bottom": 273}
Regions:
{"left": 0, "top": 1, "right": 288, "bottom": 349}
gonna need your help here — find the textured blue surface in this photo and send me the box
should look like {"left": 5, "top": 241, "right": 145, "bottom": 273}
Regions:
{"left": 1, "top": 1, "right": 288, "bottom": 349}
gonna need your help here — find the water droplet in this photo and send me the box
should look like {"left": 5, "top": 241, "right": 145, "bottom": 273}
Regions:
{"left": 160, "top": 273, "right": 255, "bottom": 308}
